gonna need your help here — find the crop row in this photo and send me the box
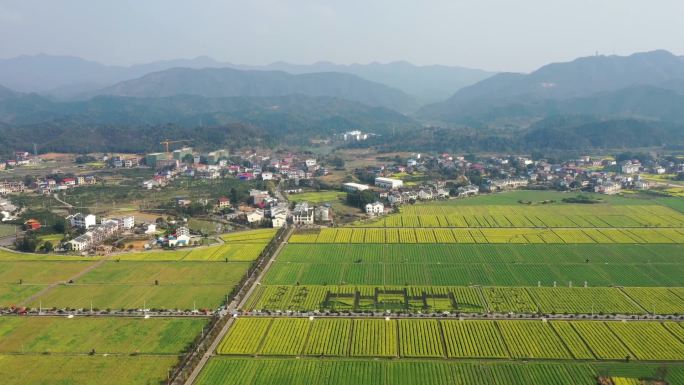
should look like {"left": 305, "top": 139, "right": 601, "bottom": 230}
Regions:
{"left": 199, "top": 358, "right": 657, "bottom": 385}
{"left": 262, "top": 260, "right": 684, "bottom": 287}
{"left": 377, "top": 204, "right": 684, "bottom": 227}
{"left": 244, "top": 285, "right": 684, "bottom": 315}
{"left": 278, "top": 243, "right": 684, "bottom": 265}
{"left": 289, "top": 228, "right": 684, "bottom": 244}
{"left": 216, "top": 318, "right": 684, "bottom": 361}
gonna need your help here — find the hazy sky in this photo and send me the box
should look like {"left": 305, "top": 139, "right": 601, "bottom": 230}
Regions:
{"left": 1, "top": 0, "right": 682, "bottom": 72}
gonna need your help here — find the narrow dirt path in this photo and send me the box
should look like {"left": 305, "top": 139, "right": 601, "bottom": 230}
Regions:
{"left": 18, "top": 255, "right": 111, "bottom": 307}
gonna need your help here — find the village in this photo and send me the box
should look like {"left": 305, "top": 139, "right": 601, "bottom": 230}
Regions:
{"left": 1, "top": 142, "right": 684, "bottom": 256}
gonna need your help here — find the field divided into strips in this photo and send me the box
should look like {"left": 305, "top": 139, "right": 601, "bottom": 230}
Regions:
{"left": 0, "top": 229, "right": 277, "bottom": 309}
{"left": 268, "top": 243, "right": 684, "bottom": 287}
{"left": 496, "top": 320, "right": 572, "bottom": 359}
{"left": 197, "top": 358, "right": 684, "bottom": 385}
{"left": 351, "top": 319, "right": 398, "bottom": 357}
{"left": 289, "top": 227, "right": 684, "bottom": 244}
{"left": 622, "top": 287, "right": 684, "bottom": 314}
{"left": 244, "top": 284, "right": 683, "bottom": 315}
{"left": 215, "top": 317, "right": 684, "bottom": 361}
{"left": 355, "top": 201, "right": 684, "bottom": 228}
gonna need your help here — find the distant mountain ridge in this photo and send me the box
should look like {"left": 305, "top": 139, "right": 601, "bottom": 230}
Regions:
{"left": 0, "top": 54, "right": 493, "bottom": 103}
{"left": 82, "top": 67, "right": 420, "bottom": 112}
{"left": 231, "top": 61, "right": 493, "bottom": 103}
{"left": 419, "top": 50, "right": 684, "bottom": 123}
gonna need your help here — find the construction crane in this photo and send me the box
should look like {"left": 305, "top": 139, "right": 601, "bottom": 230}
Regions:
{"left": 159, "top": 139, "right": 192, "bottom": 154}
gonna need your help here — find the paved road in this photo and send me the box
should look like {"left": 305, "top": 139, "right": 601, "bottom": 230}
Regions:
{"left": 182, "top": 225, "right": 293, "bottom": 385}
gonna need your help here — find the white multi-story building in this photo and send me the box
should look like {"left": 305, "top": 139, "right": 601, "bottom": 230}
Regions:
{"left": 291, "top": 202, "right": 314, "bottom": 225}
{"left": 67, "top": 213, "right": 96, "bottom": 229}
{"left": 621, "top": 162, "right": 640, "bottom": 174}
{"left": 375, "top": 177, "right": 403, "bottom": 190}
{"left": 343, "top": 130, "right": 368, "bottom": 141}
{"left": 594, "top": 181, "right": 622, "bottom": 195}
{"left": 365, "top": 201, "right": 384, "bottom": 215}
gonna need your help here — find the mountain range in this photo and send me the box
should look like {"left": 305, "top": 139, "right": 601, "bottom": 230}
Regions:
{"left": 0, "top": 54, "right": 493, "bottom": 103}
{"left": 419, "top": 50, "right": 684, "bottom": 124}
{"left": 2, "top": 50, "right": 684, "bottom": 153}
{"left": 82, "top": 67, "right": 419, "bottom": 113}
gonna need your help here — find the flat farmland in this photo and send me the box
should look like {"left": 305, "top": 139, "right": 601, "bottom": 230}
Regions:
{"left": 244, "top": 284, "right": 682, "bottom": 315}
{"left": 356, "top": 204, "right": 684, "bottom": 228}
{"left": 28, "top": 283, "right": 235, "bottom": 310}
{"left": 290, "top": 227, "right": 684, "bottom": 244}
{"left": 0, "top": 260, "right": 97, "bottom": 284}
{"left": 278, "top": 243, "right": 684, "bottom": 264}
{"left": 0, "top": 355, "right": 178, "bottom": 385}
{"left": 196, "top": 358, "right": 684, "bottom": 385}
{"left": 218, "top": 318, "right": 684, "bottom": 361}
{"left": 262, "top": 260, "right": 684, "bottom": 287}
{"left": 0, "top": 316, "right": 205, "bottom": 385}
{"left": 0, "top": 284, "right": 44, "bottom": 307}
{"left": 0, "top": 316, "right": 205, "bottom": 353}
{"left": 75, "top": 261, "right": 250, "bottom": 285}
{"left": 215, "top": 317, "right": 684, "bottom": 361}
{"left": 0, "top": 228, "right": 276, "bottom": 310}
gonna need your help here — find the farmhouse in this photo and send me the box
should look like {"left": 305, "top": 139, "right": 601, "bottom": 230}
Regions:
{"left": 292, "top": 202, "right": 315, "bottom": 225}
{"left": 67, "top": 213, "right": 96, "bottom": 229}
{"left": 217, "top": 196, "right": 231, "bottom": 209}
{"left": 621, "top": 161, "right": 640, "bottom": 174}
{"left": 365, "top": 201, "right": 384, "bottom": 215}
{"left": 245, "top": 209, "right": 264, "bottom": 224}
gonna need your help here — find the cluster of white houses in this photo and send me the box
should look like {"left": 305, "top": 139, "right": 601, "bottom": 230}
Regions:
{"left": 66, "top": 214, "right": 135, "bottom": 251}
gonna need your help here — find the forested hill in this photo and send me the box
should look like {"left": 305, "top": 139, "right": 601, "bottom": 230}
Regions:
{"left": 0, "top": 92, "right": 416, "bottom": 155}
{"left": 82, "top": 67, "right": 419, "bottom": 113}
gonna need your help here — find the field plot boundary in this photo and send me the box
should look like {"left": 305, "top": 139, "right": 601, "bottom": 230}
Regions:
{"left": 245, "top": 284, "right": 684, "bottom": 315}
{"left": 215, "top": 317, "right": 684, "bottom": 362}
{"left": 290, "top": 227, "right": 684, "bottom": 244}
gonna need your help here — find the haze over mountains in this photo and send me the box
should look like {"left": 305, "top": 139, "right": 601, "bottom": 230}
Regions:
{"left": 419, "top": 50, "right": 684, "bottom": 123}
{"left": 0, "top": 54, "right": 493, "bottom": 104}
{"left": 85, "top": 68, "right": 420, "bottom": 113}
{"left": 1, "top": 50, "right": 684, "bottom": 153}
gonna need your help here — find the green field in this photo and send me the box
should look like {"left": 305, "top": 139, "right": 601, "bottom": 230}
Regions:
{"left": 76, "top": 261, "right": 250, "bottom": 285}
{"left": 0, "top": 316, "right": 206, "bottom": 385}
{"left": 28, "top": 283, "right": 236, "bottom": 310}
{"left": 287, "top": 190, "right": 345, "bottom": 203}
{"left": 262, "top": 244, "right": 684, "bottom": 287}
{"left": 0, "top": 228, "right": 277, "bottom": 309}
{"left": 291, "top": 227, "right": 684, "bottom": 244}
{"left": 0, "top": 316, "right": 205, "bottom": 353}
{"left": 197, "top": 358, "right": 684, "bottom": 385}
{"left": 244, "top": 284, "right": 684, "bottom": 315}
{"left": 215, "top": 317, "right": 684, "bottom": 361}
{"left": 0, "top": 355, "right": 178, "bottom": 385}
